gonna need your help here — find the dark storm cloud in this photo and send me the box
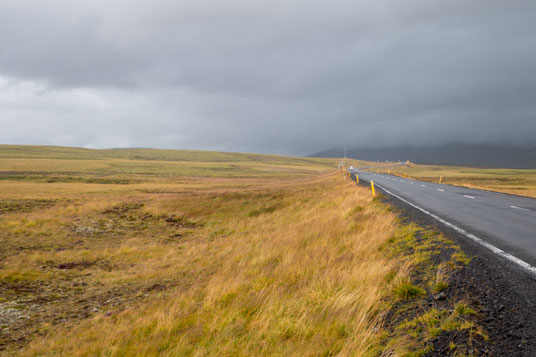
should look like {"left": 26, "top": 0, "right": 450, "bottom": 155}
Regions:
{"left": 1, "top": 0, "right": 535, "bottom": 154}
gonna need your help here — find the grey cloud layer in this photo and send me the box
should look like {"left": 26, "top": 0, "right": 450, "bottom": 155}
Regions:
{"left": 1, "top": 0, "right": 535, "bottom": 154}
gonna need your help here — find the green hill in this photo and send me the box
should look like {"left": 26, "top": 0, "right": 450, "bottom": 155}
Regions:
{"left": 0, "top": 145, "right": 333, "bottom": 167}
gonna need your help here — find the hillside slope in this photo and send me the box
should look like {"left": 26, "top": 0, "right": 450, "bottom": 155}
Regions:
{"left": 0, "top": 145, "right": 333, "bottom": 168}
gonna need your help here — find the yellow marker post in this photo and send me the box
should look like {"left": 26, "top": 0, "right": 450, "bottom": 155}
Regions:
{"left": 371, "top": 181, "right": 376, "bottom": 197}
{"left": 404, "top": 172, "right": 407, "bottom": 178}
{"left": 388, "top": 169, "right": 391, "bottom": 174}
{"left": 356, "top": 174, "right": 359, "bottom": 183}
{"left": 348, "top": 172, "right": 351, "bottom": 178}
{"left": 439, "top": 176, "right": 442, "bottom": 184}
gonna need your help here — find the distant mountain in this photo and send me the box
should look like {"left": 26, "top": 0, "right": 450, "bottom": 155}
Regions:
{"left": 310, "top": 144, "right": 536, "bottom": 169}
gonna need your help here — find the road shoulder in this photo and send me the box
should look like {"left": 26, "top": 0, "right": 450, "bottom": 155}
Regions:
{"left": 379, "top": 187, "right": 536, "bottom": 355}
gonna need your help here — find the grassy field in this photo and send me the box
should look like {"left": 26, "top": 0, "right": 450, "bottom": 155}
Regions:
{"left": 370, "top": 162, "right": 536, "bottom": 198}
{"left": 0, "top": 144, "right": 344, "bottom": 166}
{"left": 0, "top": 146, "right": 482, "bottom": 355}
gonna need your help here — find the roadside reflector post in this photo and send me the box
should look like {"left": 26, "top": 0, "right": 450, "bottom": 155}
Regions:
{"left": 388, "top": 169, "right": 390, "bottom": 174}
{"left": 404, "top": 172, "right": 407, "bottom": 178}
{"left": 348, "top": 171, "right": 351, "bottom": 178}
{"left": 356, "top": 174, "right": 359, "bottom": 183}
{"left": 371, "top": 181, "right": 376, "bottom": 197}
{"left": 439, "top": 176, "right": 443, "bottom": 184}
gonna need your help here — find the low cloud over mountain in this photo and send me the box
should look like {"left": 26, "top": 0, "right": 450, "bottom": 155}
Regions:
{"left": 312, "top": 143, "right": 536, "bottom": 168}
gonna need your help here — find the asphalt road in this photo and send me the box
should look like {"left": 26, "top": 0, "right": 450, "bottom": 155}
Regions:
{"left": 352, "top": 170, "right": 536, "bottom": 274}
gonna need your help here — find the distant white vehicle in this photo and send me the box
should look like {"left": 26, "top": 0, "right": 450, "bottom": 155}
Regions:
{"left": 349, "top": 166, "right": 354, "bottom": 170}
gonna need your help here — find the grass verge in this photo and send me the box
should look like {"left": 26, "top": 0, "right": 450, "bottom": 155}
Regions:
{"left": 378, "top": 220, "right": 486, "bottom": 355}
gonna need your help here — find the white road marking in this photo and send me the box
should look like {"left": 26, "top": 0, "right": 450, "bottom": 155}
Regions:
{"left": 511, "top": 205, "right": 530, "bottom": 211}
{"left": 370, "top": 181, "right": 536, "bottom": 278}
{"left": 421, "top": 184, "right": 426, "bottom": 187}
{"left": 410, "top": 182, "right": 414, "bottom": 184}
{"left": 464, "top": 195, "right": 475, "bottom": 199}
{"left": 438, "top": 189, "right": 445, "bottom": 192}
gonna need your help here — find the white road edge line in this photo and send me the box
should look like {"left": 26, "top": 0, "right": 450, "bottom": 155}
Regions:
{"left": 511, "top": 205, "right": 530, "bottom": 211}
{"left": 438, "top": 189, "right": 445, "bottom": 192}
{"left": 464, "top": 195, "right": 475, "bottom": 199}
{"left": 371, "top": 181, "right": 536, "bottom": 278}
{"left": 421, "top": 184, "right": 426, "bottom": 187}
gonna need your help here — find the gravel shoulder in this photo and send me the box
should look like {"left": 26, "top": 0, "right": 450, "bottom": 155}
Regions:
{"left": 367, "top": 179, "right": 536, "bottom": 355}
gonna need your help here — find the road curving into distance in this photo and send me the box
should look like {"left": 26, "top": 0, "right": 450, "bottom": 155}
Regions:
{"left": 351, "top": 169, "right": 536, "bottom": 276}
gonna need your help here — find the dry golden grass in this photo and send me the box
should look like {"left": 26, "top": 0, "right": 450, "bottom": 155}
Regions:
{"left": 0, "top": 152, "right": 419, "bottom": 356}
{"left": 2, "top": 149, "right": 396, "bottom": 354}
{"left": 1, "top": 148, "right": 487, "bottom": 355}
{"left": 1, "top": 147, "right": 487, "bottom": 355}
{"left": 10, "top": 173, "right": 406, "bottom": 356}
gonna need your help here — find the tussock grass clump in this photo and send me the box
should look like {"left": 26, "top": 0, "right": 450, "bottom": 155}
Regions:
{"left": 432, "top": 281, "right": 449, "bottom": 293}
{"left": 394, "top": 280, "right": 426, "bottom": 300}
{"left": 454, "top": 303, "right": 477, "bottom": 316}
{"left": 431, "top": 263, "right": 449, "bottom": 293}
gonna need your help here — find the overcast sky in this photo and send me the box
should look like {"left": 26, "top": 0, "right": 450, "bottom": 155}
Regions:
{"left": 1, "top": 1, "right": 535, "bottom": 155}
